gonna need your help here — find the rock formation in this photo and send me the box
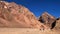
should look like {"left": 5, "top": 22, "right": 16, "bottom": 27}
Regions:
{"left": 53, "top": 18, "right": 60, "bottom": 30}
{"left": 0, "top": 1, "right": 49, "bottom": 30}
{"left": 0, "top": 1, "right": 60, "bottom": 31}
{"left": 39, "top": 12, "right": 56, "bottom": 29}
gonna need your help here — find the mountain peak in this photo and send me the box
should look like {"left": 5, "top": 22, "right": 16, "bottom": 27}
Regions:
{"left": 0, "top": 1, "right": 49, "bottom": 30}
{"left": 0, "top": 1, "right": 60, "bottom": 31}
{"left": 42, "top": 12, "right": 55, "bottom": 19}
{"left": 42, "top": 12, "right": 49, "bottom": 14}
{"left": 39, "top": 12, "right": 56, "bottom": 28}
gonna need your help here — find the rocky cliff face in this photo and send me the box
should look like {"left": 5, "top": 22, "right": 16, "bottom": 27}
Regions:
{"left": 0, "top": 1, "right": 60, "bottom": 31}
{"left": 0, "top": 1, "right": 49, "bottom": 30}
{"left": 53, "top": 18, "right": 60, "bottom": 30}
{"left": 38, "top": 12, "right": 60, "bottom": 30}
{"left": 39, "top": 12, "right": 56, "bottom": 29}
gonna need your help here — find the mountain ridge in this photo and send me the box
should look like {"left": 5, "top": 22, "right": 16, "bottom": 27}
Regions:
{"left": 0, "top": 1, "right": 60, "bottom": 31}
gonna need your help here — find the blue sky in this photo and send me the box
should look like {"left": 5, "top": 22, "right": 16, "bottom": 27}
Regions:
{"left": 5, "top": 0, "right": 60, "bottom": 18}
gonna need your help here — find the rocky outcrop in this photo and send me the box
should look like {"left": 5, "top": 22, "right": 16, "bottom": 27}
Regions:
{"left": 39, "top": 12, "right": 56, "bottom": 29}
{"left": 0, "top": 1, "right": 49, "bottom": 30}
{"left": 53, "top": 18, "right": 60, "bottom": 30}
{"left": 1, "top": 1, "right": 60, "bottom": 31}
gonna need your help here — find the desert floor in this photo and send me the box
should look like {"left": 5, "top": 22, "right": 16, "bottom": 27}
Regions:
{"left": 0, "top": 28, "right": 60, "bottom": 34}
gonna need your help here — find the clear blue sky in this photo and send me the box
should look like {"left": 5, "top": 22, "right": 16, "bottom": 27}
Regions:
{"left": 5, "top": 0, "right": 60, "bottom": 18}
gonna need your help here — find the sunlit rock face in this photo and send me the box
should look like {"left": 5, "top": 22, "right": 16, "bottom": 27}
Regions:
{"left": 53, "top": 18, "right": 60, "bottom": 30}
{"left": 39, "top": 12, "right": 56, "bottom": 29}
{"left": 0, "top": 1, "right": 49, "bottom": 30}
{"left": 1, "top": 1, "right": 60, "bottom": 31}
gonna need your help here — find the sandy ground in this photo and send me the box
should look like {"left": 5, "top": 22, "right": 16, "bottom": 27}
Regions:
{"left": 0, "top": 28, "right": 60, "bottom": 34}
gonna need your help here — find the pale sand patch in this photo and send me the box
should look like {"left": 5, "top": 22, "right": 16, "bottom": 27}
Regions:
{"left": 0, "top": 28, "right": 60, "bottom": 34}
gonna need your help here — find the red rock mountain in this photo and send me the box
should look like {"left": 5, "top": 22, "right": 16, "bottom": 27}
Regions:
{"left": 0, "top": 1, "right": 49, "bottom": 30}
{"left": 39, "top": 12, "right": 60, "bottom": 30}
{"left": 39, "top": 12, "right": 56, "bottom": 29}
{"left": 0, "top": 1, "right": 60, "bottom": 31}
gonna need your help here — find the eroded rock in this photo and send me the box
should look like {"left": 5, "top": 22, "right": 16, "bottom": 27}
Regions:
{"left": 0, "top": 1, "right": 48, "bottom": 30}
{"left": 53, "top": 18, "right": 60, "bottom": 30}
{"left": 39, "top": 12, "right": 56, "bottom": 29}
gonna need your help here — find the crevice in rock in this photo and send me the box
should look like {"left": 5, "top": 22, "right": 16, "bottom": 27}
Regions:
{"left": 39, "top": 16, "right": 45, "bottom": 23}
{"left": 51, "top": 21, "right": 56, "bottom": 29}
